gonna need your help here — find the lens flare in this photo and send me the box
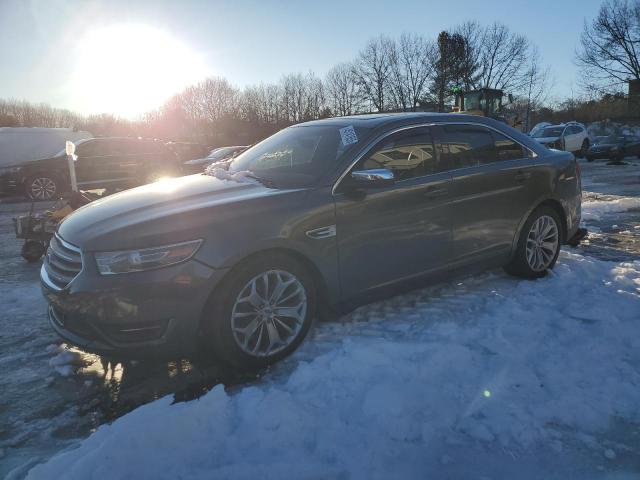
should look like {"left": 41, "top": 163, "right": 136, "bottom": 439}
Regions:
{"left": 68, "top": 24, "right": 208, "bottom": 118}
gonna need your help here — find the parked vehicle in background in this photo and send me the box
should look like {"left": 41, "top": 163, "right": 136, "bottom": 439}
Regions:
{"left": 42, "top": 113, "right": 582, "bottom": 367}
{"left": 165, "top": 141, "right": 210, "bottom": 164}
{"left": 529, "top": 122, "right": 551, "bottom": 137}
{"left": 586, "top": 134, "right": 640, "bottom": 162}
{"left": 182, "top": 145, "right": 249, "bottom": 173}
{"left": 531, "top": 122, "right": 590, "bottom": 157}
{"left": 0, "top": 127, "right": 92, "bottom": 168}
{"left": 0, "top": 137, "right": 181, "bottom": 200}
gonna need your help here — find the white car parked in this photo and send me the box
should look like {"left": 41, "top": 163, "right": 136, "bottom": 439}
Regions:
{"left": 530, "top": 122, "right": 590, "bottom": 157}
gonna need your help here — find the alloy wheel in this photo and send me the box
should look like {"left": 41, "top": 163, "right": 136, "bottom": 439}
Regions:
{"left": 30, "top": 177, "right": 56, "bottom": 200}
{"left": 231, "top": 269, "right": 307, "bottom": 357}
{"left": 526, "top": 215, "right": 559, "bottom": 272}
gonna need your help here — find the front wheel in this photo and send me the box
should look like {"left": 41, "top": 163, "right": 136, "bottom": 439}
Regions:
{"left": 505, "top": 206, "right": 562, "bottom": 279}
{"left": 578, "top": 139, "right": 590, "bottom": 158}
{"left": 25, "top": 175, "right": 59, "bottom": 201}
{"left": 201, "top": 253, "right": 316, "bottom": 368}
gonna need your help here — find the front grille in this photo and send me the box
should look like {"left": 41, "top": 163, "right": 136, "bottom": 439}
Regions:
{"left": 44, "top": 234, "right": 82, "bottom": 289}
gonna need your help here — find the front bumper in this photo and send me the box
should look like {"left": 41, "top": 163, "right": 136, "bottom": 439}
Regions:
{"left": 41, "top": 256, "right": 229, "bottom": 358}
{"left": 586, "top": 149, "right": 616, "bottom": 159}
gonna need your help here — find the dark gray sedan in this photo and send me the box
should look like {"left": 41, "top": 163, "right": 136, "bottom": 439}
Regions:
{"left": 586, "top": 134, "right": 640, "bottom": 162}
{"left": 41, "top": 113, "right": 582, "bottom": 367}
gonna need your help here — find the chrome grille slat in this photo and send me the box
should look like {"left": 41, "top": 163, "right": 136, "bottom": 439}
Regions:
{"left": 44, "top": 234, "right": 82, "bottom": 289}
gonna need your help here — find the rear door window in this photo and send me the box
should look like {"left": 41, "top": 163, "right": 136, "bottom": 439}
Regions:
{"left": 491, "top": 131, "right": 526, "bottom": 162}
{"left": 435, "top": 124, "right": 495, "bottom": 170}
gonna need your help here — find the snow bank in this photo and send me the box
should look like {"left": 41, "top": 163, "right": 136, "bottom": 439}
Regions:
{"left": 26, "top": 252, "right": 640, "bottom": 480}
{"left": 0, "top": 127, "right": 92, "bottom": 166}
{"left": 47, "top": 345, "right": 83, "bottom": 377}
{"left": 582, "top": 195, "right": 640, "bottom": 222}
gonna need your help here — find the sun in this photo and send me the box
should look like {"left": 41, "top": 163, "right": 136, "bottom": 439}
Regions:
{"left": 69, "top": 24, "right": 208, "bottom": 118}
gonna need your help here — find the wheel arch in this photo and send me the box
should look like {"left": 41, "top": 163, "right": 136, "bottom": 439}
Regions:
{"left": 509, "top": 198, "right": 568, "bottom": 260}
{"left": 202, "top": 247, "right": 333, "bottom": 325}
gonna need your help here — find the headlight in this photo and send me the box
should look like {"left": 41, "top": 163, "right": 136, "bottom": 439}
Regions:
{"left": 0, "top": 166, "right": 21, "bottom": 175}
{"left": 95, "top": 239, "right": 202, "bottom": 275}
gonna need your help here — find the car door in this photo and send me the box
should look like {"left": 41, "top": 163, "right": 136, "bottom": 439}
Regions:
{"left": 564, "top": 126, "right": 581, "bottom": 152}
{"left": 433, "top": 123, "right": 536, "bottom": 264}
{"left": 117, "top": 139, "right": 150, "bottom": 187}
{"left": 624, "top": 136, "right": 640, "bottom": 157}
{"left": 334, "top": 126, "right": 453, "bottom": 299}
{"left": 74, "top": 139, "right": 109, "bottom": 186}
{"left": 75, "top": 139, "right": 131, "bottom": 188}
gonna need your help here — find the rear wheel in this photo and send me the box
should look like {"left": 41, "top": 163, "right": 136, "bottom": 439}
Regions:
{"left": 25, "top": 175, "right": 59, "bottom": 201}
{"left": 505, "top": 206, "right": 562, "bottom": 279}
{"left": 578, "top": 139, "right": 590, "bottom": 158}
{"left": 201, "top": 253, "right": 316, "bottom": 368}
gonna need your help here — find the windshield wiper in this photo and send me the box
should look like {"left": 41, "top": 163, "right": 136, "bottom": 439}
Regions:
{"left": 244, "top": 172, "right": 276, "bottom": 188}
{"left": 205, "top": 166, "right": 276, "bottom": 188}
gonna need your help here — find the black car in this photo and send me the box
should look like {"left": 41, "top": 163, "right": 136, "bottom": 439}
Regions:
{"left": 0, "top": 137, "right": 182, "bottom": 200}
{"left": 41, "top": 113, "right": 582, "bottom": 367}
{"left": 586, "top": 134, "right": 640, "bottom": 162}
{"left": 182, "top": 145, "right": 249, "bottom": 174}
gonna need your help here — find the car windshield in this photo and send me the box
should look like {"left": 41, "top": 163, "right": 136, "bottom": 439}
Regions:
{"left": 533, "top": 127, "right": 564, "bottom": 138}
{"left": 226, "top": 124, "right": 370, "bottom": 188}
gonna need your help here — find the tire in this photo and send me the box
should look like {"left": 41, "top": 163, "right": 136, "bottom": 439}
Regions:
{"left": 504, "top": 206, "right": 562, "bottom": 279}
{"left": 201, "top": 253, "right": 317, "bottom": 368}
{"left": 21, "top": 240, "right": 46, "bottom": 262}
{"left": 578, "top": 139, "right": 590, "bottom": 158}
{"left": 25, "top": 175, "right": 59, "bottom": 201}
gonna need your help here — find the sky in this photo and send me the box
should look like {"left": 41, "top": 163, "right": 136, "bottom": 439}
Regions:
{"left": 0, "top": 0, "right": 605, "bottom": 118}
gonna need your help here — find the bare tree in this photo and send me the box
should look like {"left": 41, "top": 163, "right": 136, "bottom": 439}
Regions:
{"left": 576, "top": 0, "right": 640, "bottom": 94}
{"left": 352, "top": 36, "right": 395, "bottom": 111}
{"left": 521, "top": 47, "right": 553, "bottom": 130}
{"left": 198, "top": 77, "right": 239, "bottom": 122}
{"left": 325, "top": 62, "right": 361, "bottom": 116}
{"left": 453, "top": 21, "right": 482, "bottom": 90}
{"left": 477, "top": 22, "right": 530, "bottom": 92}
{"left": 388, "top": 34, "right": 434, "bottom": 111}
{"left": 280, "top": 72, "right": 326, "bottom": 122}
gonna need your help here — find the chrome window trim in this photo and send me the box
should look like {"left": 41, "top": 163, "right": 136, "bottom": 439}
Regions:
{"left": 332, "top": 121, "right": 537, "bottom": 195}
{"left": 42, "top": 234, "right": 84, "bottom": 291}
{"left": 55, "top": 233, "right": 81, "bottom": 253}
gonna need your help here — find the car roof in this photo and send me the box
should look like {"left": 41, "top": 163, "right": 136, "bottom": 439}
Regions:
{"left": 295, "top": 112, "right": 507, "bottom": 129}
{"left": 295, "top": 112, "right": 547, "bottom": 156}
{"left": 84, "top": 136, "right": 161, "bottom": 143}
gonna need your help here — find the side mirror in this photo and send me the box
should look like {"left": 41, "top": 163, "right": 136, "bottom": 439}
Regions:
{"left": 349, "top": 168, "right": 395, "bottom": 188}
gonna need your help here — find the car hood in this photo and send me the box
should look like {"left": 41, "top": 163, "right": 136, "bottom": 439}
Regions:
{"left": 533, "top": 136, "right": 560, "bottom": 144}
{"left": 58, "top": 174, "right": 294, "bottom": 251}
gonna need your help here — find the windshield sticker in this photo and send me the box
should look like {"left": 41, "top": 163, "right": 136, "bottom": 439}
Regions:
{"left": 339, "top": 125, "right": 358, "bottom": 146}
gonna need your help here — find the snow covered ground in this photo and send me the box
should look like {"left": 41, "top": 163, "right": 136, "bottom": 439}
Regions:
{"left": 2, "top": 158, "right": 640, "bottom": 479}
{"left": 23, "top": 251, "right": 640, "bottom": 480}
